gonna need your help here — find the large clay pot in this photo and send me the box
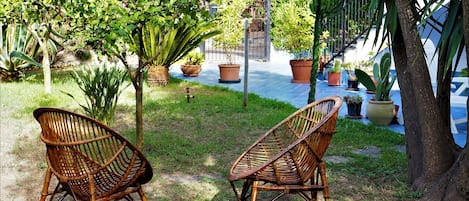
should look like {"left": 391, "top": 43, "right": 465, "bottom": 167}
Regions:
{"left": 366, "top": 99, "right": 394, "bottom": 126}
{"left": 218, "top": 64, "right": 241, "bottom": 83}
{"left": 181, "top": 64, "right": 202, "bottom": 77}
{"left": 148, "top": 65, "right": 169, "bottom": 86}
{"left": 290, "top": 60, "right": 312, "bottom": 84}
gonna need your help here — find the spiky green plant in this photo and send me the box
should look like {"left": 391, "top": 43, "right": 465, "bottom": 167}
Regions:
{"left": 130, "top": 21, "right": 220, "bottom": 68}
{"left": 0, "top": 23, "right": 43, "bottom": 81}
{"left": 356, "top": 52, "right": 397, "bottom": 101}
{"left": 183, "top": 51, "right": 204, "bottom": 65}
{"left": 65, "top": 65, "right": 129, "bottom": 125}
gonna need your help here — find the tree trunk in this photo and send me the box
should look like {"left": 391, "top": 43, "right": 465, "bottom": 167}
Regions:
{"left": 389, "top": 19, "right": 425, "bottom": 186}
{"left": 116, "top": 50, "right": 145, "bottom": 151}
{"left": 308, "top": 0, "right": 322, "bottom": 103}
{"left": 41, "top": 41, "right": 52, "bottom": 94}
{"left": 30, "top": 28, "right": 52, "bottom": 94}
{"left": 135, "top": 79, "right": 144, "bottom": 150}
{"left": 436, "top": 46, "right": 454, "bottom": 135}
{"left": 393, "top": 0, "right": 457, "bottom": 189}
{"left": 463, "top": 0, "right": 469, "bottom": 148}
{"left": 417, "top": 1, "right": 469, "bottom": 199}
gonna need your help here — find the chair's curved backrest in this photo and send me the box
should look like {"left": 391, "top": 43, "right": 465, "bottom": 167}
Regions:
{"left": 34, "top": 108, "right": 153, "bottom": 199}
{"left": 229, "top": 96, "right": 342, "bottom": 184}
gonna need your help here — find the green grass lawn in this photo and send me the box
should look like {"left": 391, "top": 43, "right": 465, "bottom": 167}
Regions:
{"left": 0, "top": 68, "right": 419, "bottom": 200}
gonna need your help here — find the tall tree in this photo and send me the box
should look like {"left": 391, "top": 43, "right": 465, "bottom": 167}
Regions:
{"left": 369, "top": 0, "right": 468, "bottom": 199}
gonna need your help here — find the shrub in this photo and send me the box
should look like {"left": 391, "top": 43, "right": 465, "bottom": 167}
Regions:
{"left": 65, "top": 65, "right": 128, "bottom": 125}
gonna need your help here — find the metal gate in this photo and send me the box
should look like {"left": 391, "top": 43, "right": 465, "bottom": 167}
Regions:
{"left": 203, "top": 0, "right": 271, "bottom": 62}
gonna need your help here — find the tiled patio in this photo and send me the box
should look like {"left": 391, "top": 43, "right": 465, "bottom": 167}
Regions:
{"left": 169, "top": 57, "right": 467, "bottom": 147}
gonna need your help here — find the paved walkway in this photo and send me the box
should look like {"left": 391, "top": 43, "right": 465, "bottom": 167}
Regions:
{"left": 169, "top": 56, "right": 467, "bottom": 147}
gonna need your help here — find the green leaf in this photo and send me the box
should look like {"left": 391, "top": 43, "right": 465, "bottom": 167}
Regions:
{"left": 10, "top": 51, "right": 42, "bottom": 68}
{"left": 356, "top": 69, "right": 376, "bottom": 91}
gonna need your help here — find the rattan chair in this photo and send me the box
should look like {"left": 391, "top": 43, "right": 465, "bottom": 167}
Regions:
{"left": 34, "top": 108, "right": 153, "bottom": 201}
{"left": 228, "top": 96, "right": 342, "bottom": 201}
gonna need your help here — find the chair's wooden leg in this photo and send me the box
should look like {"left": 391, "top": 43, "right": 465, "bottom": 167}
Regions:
{"left": 240, "top": 179, "right": 252, "bottom": 201}
{"left": 230, "top": 181, "right": 241, "bottom": 201}
{"left": 308, "top": 179, "right": 317, "bottom": 201}
{"left": 89, "top": 175, "right": 97, "bottom": 201}
{"left": 138, "top": 184, "right": 147, "bottom": 201}
{"left": 250, "top": 181, "right": 259, "bottom": 201}
{"left": 319, "top": 162, "right": 330, "bottom": 201}
{"left": 40, "top": 168, "right": 53, "bottom": 201}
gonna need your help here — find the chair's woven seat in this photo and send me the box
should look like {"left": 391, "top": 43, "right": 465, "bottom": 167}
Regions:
{"left": 34, "top": 108, "right": 153, "bottom": 201}
{"left": 228, "top": 96, "right": 342, "bottom": 201}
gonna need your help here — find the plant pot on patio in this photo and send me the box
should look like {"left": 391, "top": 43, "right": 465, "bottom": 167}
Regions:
{"left": 218, "top": 64, "right": 241, "bottom": 83}
{"left": 290, "top": 60, "right": 313, "bottom": 84}
{"left": 328, "top": 60, "right": 341, "bottom": 86}
{"left": 180, "top": 51, "right": 204, "bottom": 77}
{"left": 347, "top": 80, "right": 359, "bottom": 90}
{"left": 366, "top": 99, "right": 395, "bottom": 126}
{"left": 181, "top": 65, "right": 202, "bottom": 77}
{"left": 344, "top": 95, "right": 363, "bottom": 119}
{"left": 328, "top": 71, "right": 341, "bottom": 86}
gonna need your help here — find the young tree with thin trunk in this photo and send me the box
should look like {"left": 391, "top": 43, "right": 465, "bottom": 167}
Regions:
{"left": 0, "top": 1, "right": 61, "bottom": 94}
{"left": 308, "top": 0, "right": 341, "bottom": 103}
{"left": 62, "top": 0, "right": 213, "bottom": 150}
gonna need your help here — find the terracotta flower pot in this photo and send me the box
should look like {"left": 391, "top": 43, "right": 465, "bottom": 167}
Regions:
{"left": 218, "top": 64, "right": 241, "bottom": 83}
{"left": 290, "top": 60, "right": 312, "bottom": 84}
{"left": 327, "top": 71, "right": 341, "bottom": 86}
{"left": 181, "top": 64, "right": 202, "bottom": 77}
{"left": 148, "top": 66, "right": 169, "bottom": 86}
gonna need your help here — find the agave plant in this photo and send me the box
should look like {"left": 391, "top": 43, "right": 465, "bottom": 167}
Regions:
{"left": 356, "top": 52, "right": 397, "bottom": 101}
{"left": 0, "top": 23, "right": 42, "bottom": 81}
{"left": 65, "top": 65, "right": 129, "bottom": 125}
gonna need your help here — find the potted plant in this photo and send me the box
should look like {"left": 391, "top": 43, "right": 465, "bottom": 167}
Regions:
{"left": 142, "top": 21, "right": 219, "bottom": 86}
{"left": 328, "top": 60, "right": 341, "bottom": 86}
{"left": 271, "top": 0, "right": 315, "bottom": 83}
{"left": 180, "top": 51, "right": 204, "bottom": 77}
{"left": 356, "top": 52, "right": 397, "bottom": 126}
{"left": 344, "top": 94, "right": 363, "bottom": 118}
{"left": 212, "top": 0, "right": 251, "bottom": 83}
{"left": 357, "top": 53, "right": 377, "bottom": 93}
{"left": 343, "top": 62, "right": 359, "bottom": 90}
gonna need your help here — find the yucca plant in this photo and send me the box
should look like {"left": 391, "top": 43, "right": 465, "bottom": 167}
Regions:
{"left": 131, "top": 21, "right": 219, "bottom": 67}
{"left": 356, "top": 52, "right": 397, "bottom": 101}
{"left": 129, "top": 21, "right": 219, "bottom": 86}
{"left": 65, "top": 65, "right": 129, "bottom": 125}
{"left": 0, "top": 23, "right": 42, "bottom": 81}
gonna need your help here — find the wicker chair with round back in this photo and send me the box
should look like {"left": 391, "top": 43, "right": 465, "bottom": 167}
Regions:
{"left": 228, "top": 96, "right": 342, "bottom": 201}
{"left": 34, "top": 108, "right": 153, "bottom": 201}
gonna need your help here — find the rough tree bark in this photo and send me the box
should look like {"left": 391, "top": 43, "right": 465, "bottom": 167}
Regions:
{"left": 417, "top": 1, "right": 469, "bottom": 200}
{"left": 391, "top": 0, "right": 458, "bottom": 191}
